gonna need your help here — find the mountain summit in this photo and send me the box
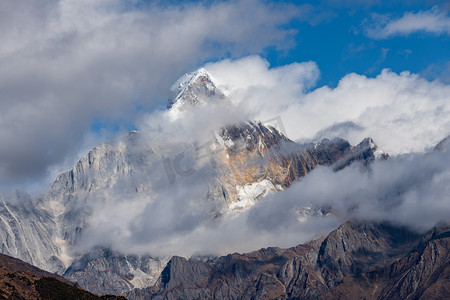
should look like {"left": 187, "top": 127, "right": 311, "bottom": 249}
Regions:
{"left": 167, "top": 68, "right": 225, "bottom": 111}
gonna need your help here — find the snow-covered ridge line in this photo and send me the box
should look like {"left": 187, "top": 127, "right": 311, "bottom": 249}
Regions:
{"left": 171, "top": 67, "right": 210, "bottom": 94}
{"left": 167, "top": 67, "right": 225, "bottom": 113}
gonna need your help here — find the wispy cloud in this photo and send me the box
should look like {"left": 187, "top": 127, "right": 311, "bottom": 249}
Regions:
{"left": 363, "top": 6, "right": 450, "bottom": 39}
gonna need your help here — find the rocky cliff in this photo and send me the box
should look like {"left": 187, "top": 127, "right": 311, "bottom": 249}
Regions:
{"left": 129, "top": 220, "right": 450, "bottom": 300}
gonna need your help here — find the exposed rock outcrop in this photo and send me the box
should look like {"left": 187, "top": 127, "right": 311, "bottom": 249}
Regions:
{"left": 129, "top": 221, "right": 450, "bottom": 300}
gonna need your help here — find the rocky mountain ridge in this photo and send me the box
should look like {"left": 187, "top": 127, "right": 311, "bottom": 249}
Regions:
{"left": 128, "top": 220, "right": 450, "bottom": 300}
{"left": 167, "top": 67, "right": 225, "bottom": 111}
{"left": 0, "top": 251, "right": 125, "bottom": 299}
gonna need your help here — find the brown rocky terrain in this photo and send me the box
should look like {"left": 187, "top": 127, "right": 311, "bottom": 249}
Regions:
{"left": 0, "top": 252, "right": 126, "bottom": 299}
{"left": 127, "top": 220, "right": 450, "bottom": 300}
{"left": 209, "top": 120, "right": 388, "bottom": 210}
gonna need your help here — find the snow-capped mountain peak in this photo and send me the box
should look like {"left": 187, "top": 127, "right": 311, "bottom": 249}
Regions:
{"left": 171, "top": 67, "right": 210, "bottom": 93}
{"left": 361, "top": 137, "right": 389, "bottom": 159}
{"left": 167, "top": 68, "right": 225, "bottom": 111}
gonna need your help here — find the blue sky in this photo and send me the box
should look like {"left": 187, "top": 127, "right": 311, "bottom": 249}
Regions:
{"left": 91, "top": 0, "right": 450, "bottom": 130}
{"left": 0, "top": 0, "right": 450, "bottom": 194}
{"left": 264, "top": 1, "right": 450, "bottom": 87}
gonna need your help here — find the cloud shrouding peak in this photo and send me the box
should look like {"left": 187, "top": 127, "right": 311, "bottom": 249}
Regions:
{"left": 202, "top": 56, "right": 450, "bottom": 155}
{"left": 79, "top": 112, "right": 450, "bottom": 258}
{"left": 0, "top": 0, "right": 304, "bottom": 192}
{"left": 363, "top": 6, "right": 450, "bottom": 39}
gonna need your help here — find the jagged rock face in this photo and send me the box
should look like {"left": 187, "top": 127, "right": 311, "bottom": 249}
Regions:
{"left": 210, "top": 122, "right": 388, "bottom": 211}
{"left": 47, "top": 133, "right": 155, "bottom": 246}
{"left": 316, "top": 222, "right": 420, "bottom": 287}
{"left": 208, "top": 121, "right": 292, "bottom": 209}
{"left": 0, "top": 132, "right": 166, "bottom": 295}
{"left": 64, "top": 247, "right": 168, "bottom": 295}
{"left": 129, "top": 221, "right": 450, "bottom": 300}
{"left": 374, "top": 223, "right": 450, "bottom": 300}
{"left": 0, "top": 198, "right": 65, "bottom": 274}
{"left": 49, "top": 132, "right": 153, "bottom": 198}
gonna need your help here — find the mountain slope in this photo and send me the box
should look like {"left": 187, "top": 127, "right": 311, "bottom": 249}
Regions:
{"left": 0, "top": 252, "right": 125, "bottom": 300}
{"left": 209, "top": 121, "right": 388, "bottom": 211}
{"left": 0, "top": 195, "right": 64, "bottom": 274}
{"left": 128, "top": 221, "right": 450, "bottom": 300}
{"left": 63, "top": 247, "right": 167, "bottom": 296}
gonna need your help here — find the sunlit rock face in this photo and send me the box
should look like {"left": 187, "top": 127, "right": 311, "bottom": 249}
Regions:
{"left": 209, "top": 121, "right": 387, "bottom": 212}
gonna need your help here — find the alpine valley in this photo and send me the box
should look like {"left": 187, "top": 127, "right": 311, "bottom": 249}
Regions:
{"left": 0, "top": 69, "right": 449, "bottom": 299}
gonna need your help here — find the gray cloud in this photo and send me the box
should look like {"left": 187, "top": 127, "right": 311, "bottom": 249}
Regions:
{"left": 0, "top": 0, "right": 305, "bottom": 193}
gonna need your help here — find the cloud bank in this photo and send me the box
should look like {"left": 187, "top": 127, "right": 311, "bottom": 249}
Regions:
{"left": 204, "top": 56, "right": 450, "bottom": 155}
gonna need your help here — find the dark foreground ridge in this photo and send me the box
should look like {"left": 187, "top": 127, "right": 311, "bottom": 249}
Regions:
{"left": 0, "top": 252, "right": 126, "bottom": 300}
{"left": 128, "top": 220, "right": 450, "bottom": 300}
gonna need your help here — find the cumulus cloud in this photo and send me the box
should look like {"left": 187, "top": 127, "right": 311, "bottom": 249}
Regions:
{"left": 0, "top": 0, "right": 304, "bottom": 192}
{"left": 204, "top": 56, "right": 450, "bottom": 155}
{"left": 363, "top": 6, "right": 450, "bottom": 39}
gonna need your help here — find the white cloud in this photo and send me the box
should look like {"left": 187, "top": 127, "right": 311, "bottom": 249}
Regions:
{"left": 364, "top": 6, "right": 450, "bottom": 39}
{"left": 204, "top": 56, "right": 450, "bottom": 155}
{"left": 0, "top": 0, "right": 303, "bottom": 192}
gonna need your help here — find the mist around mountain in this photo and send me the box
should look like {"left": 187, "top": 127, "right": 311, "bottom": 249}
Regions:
{"left": 0, "top": 66, "right": 449, "bottom": 298}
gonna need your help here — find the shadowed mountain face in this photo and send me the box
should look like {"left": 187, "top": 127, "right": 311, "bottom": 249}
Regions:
{"left": 128, "top": 221, "right": 450, "bottom": 300}
{"left": 0, "top": 252, "right": 125, "bottom": 300}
